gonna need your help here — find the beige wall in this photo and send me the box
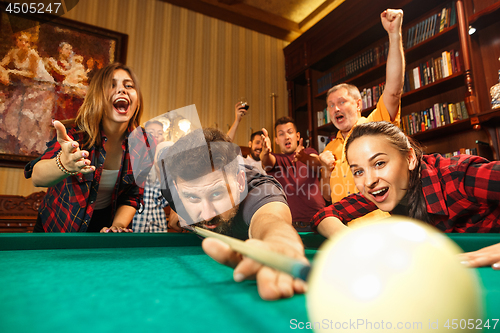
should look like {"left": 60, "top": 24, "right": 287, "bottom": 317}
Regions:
{"left": 0, "top": 0, "right": 289, "bottom": 196}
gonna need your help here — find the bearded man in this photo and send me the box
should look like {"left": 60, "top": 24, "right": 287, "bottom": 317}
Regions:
{"left": 159, "top": 127, "right": 307, "bottom": 300}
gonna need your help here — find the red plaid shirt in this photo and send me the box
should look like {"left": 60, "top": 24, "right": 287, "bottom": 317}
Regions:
{"left": 24, "top": 125, "right": 155, "bottom": 232}
{"left": 312, "top": 154, "right": 500, "bottom": 233}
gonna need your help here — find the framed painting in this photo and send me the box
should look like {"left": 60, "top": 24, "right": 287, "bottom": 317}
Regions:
{"left": 0, "top": 3, "right": 127, "bottom": 167}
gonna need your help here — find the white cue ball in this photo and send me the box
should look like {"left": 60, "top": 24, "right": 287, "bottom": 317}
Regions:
{"left": 307, "top": 217, "right": 483, "bottom": 332}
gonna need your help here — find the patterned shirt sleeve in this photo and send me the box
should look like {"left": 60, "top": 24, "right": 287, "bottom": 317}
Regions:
{"left": 312, "top": 193, "right": 378, "bottom": 229}
{"left": 462, "top": 155, "right": 500, "bottom": 204}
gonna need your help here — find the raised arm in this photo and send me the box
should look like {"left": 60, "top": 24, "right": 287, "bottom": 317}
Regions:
{"left": 380, "top": 9, "right": 405, "bottom": 121}
{"left": 202, "top": 201, "right": 308, "bottom": 300}
{"left": 226, "top": 102, "right": 248, "bottom": 142}
{"left": 31, "top": 120, "right": 95, "bottom": 187}
{"left": 259, "top": 128, "right": 276, "bottom": 171}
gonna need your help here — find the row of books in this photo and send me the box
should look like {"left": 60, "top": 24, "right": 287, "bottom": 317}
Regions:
{"left": 361, "top": 83, "right": 385, "bottom": 111}
{"left": 343, "top": 42, "right": 389, "bottom": 80}
{"left": 315, "top": 3, "right": 458, "bottom": 96}
{"left": 317, "top": 108, "right": 331, "bottom": 127}
{"left": 401, "top": 101, "right": 469, "bottom": 136}
{"left": 442, "top": 147, "right": 478, "bottom": 158}
{"left": 403, "top": 50, "right": 461, "bottom": 93}
{"left": 405, "top": 2, "right": 456, "bottom": 49}
{"left": 317, "top": 73, "right": 332, "bottom": 96}
{"left": 316, "top": 41, "right": 390, "bottom": 94}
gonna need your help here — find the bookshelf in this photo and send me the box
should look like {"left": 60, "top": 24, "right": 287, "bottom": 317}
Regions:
{"left": 283, "top": 0, "right": 500, "bottom": 160}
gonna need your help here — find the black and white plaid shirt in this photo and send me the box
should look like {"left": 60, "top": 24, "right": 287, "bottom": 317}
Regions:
{"left": 132, "top": 170, "right": 168, "bottom": 232}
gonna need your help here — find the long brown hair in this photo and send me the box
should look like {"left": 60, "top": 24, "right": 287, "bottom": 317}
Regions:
{"left": 345, "top": 121, "right": 429, "bottom": 223}
{"left": 75, "top": 63, "right": 143, "bottom": 148}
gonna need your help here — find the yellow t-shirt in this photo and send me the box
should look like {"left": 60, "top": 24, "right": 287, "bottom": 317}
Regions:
{"left": 324, "top": 94, "right": 400, "bottom": 225}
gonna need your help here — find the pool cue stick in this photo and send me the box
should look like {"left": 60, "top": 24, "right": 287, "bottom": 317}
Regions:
{"left": 192, "top": 226, "right": 311, "bottom": 281}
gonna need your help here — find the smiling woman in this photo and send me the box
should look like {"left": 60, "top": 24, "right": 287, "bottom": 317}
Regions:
{"left": 313, "top": 121, "right": 500, "bottom": 239}
{"left": 24, "top": 63, "right": 155, "bottom": 233}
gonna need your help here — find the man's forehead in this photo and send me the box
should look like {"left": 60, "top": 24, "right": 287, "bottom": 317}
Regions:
{"left": 328, "top": 88, "right": 351, "bottom": 101}
{"left": 176, "top": 170, "right": 235, "bottom": 190}
{"left": 277, "top": 123, "right": 296, "bottom": 132}
{"left": 252, "top": 136, "right": 262, "bottom": 143}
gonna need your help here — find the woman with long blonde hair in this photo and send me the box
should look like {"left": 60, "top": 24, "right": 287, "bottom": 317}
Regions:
{"left": 25, "top": 63, "right": 151, "bottom": 232}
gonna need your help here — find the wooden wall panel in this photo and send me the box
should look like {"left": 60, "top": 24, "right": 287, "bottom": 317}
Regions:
{"left": 0, "top": 0, "right": 289, "bottom": 195}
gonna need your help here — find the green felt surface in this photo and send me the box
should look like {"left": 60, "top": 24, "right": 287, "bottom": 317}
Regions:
{"left": 0, "top": 233, "right": 499, "bottom": 333}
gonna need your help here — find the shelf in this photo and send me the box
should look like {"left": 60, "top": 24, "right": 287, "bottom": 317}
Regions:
{"left": 317, "top": 122, "right": 337, "bottom": 133}
{"left": 404, "top": 25, "right": 459, "bottom": 65}
{"left": 410, "top": 119, "right": 471, "bottom": 142}
{"left": 468, "top": 3, "right": 500, "bottom": 31}
{"left": 294, "top": 100, "right": 308, "bottom": 111}
{"left": 314, "top": 63, "right": 387, "bottom": 99}
{"left": 313, "top": 27, "right": 459, "bottom": 99}
{"left": 286, "top": 0, "right": 499, "bottom": 155}
{"left": 402, "top": 71, "right": 464, "bottom": 105}
{"left": 315, "top": 90, "right": 327, "bottom": 99}
{"left": 346, "top": 62, "right": 386, "bottom": 87}
{"left": 475, "top": 108, "right": 500, "bottom": 124}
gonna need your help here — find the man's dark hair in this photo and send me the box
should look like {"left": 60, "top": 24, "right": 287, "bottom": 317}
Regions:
{"left": 250, "top": 130, "right": 263, "bottom": 142}
{"left": 274, "top": 116, "right": 297, "bottom": 132}
{"left": 162, "top": 128, "right": 241, "bottom": 182}
{"left": 158, "top": 128, "right": 243, "bottom": 225}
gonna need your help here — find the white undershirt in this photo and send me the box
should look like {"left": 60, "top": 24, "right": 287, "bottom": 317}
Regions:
{"left": 94, "top": 169, "right": 120, "bottom": 210}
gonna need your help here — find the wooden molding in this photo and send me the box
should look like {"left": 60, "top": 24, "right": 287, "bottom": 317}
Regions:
{"left": 159, "top": 0, "right": 300, "bottom": 41}
{"left": 299, "top": 0, "right": 345, "bottom": 31}
{"left": 0, "top": 191, "right": 45, "bottom": 232}
{"left": 0, "top": 191, "right": 45, "bottom": 217}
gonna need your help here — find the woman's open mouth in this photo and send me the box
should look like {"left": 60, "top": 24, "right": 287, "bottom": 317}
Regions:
{"left": 113, "top": 98, "right": 130, "bottom": 114}
{"left": 369, "top": 187, "right": 389, "bottom": 203}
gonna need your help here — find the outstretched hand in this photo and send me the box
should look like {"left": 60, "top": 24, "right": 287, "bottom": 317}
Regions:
{"left": 100, "top": 226, "right": 133, "bottom": 233}
{"left": 458, "top": 242, "right": 500, "bottom": 270}
{"left": 381, "top": 9, "right": 403, "bottom": 35}
{"left": 54, "top": 120, "right": 95, "bottom": 174}
{"left": 293, "top": 138, "right": 307, "bottom": 163}
{"left": 261, "top": 128, "right": 272, "bottom": 155}
{"left": 202, "top": 237, "right": 308, "bottom": 300}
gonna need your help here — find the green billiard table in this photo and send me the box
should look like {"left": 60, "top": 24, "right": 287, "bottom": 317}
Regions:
{"left": 0, "top": 232, "right": 499, "bottom": 333}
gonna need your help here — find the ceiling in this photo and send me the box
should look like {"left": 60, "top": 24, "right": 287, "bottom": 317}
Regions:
{"left": 159, "top": 0, "right": 345, "bottom": 42}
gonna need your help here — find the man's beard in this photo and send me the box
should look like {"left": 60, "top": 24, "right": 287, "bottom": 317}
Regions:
{"left": 193, "top": 205, "right": 239, "bottom": 235}
{"left": 251, "top": 150, "right": 261, "bottom": 161}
